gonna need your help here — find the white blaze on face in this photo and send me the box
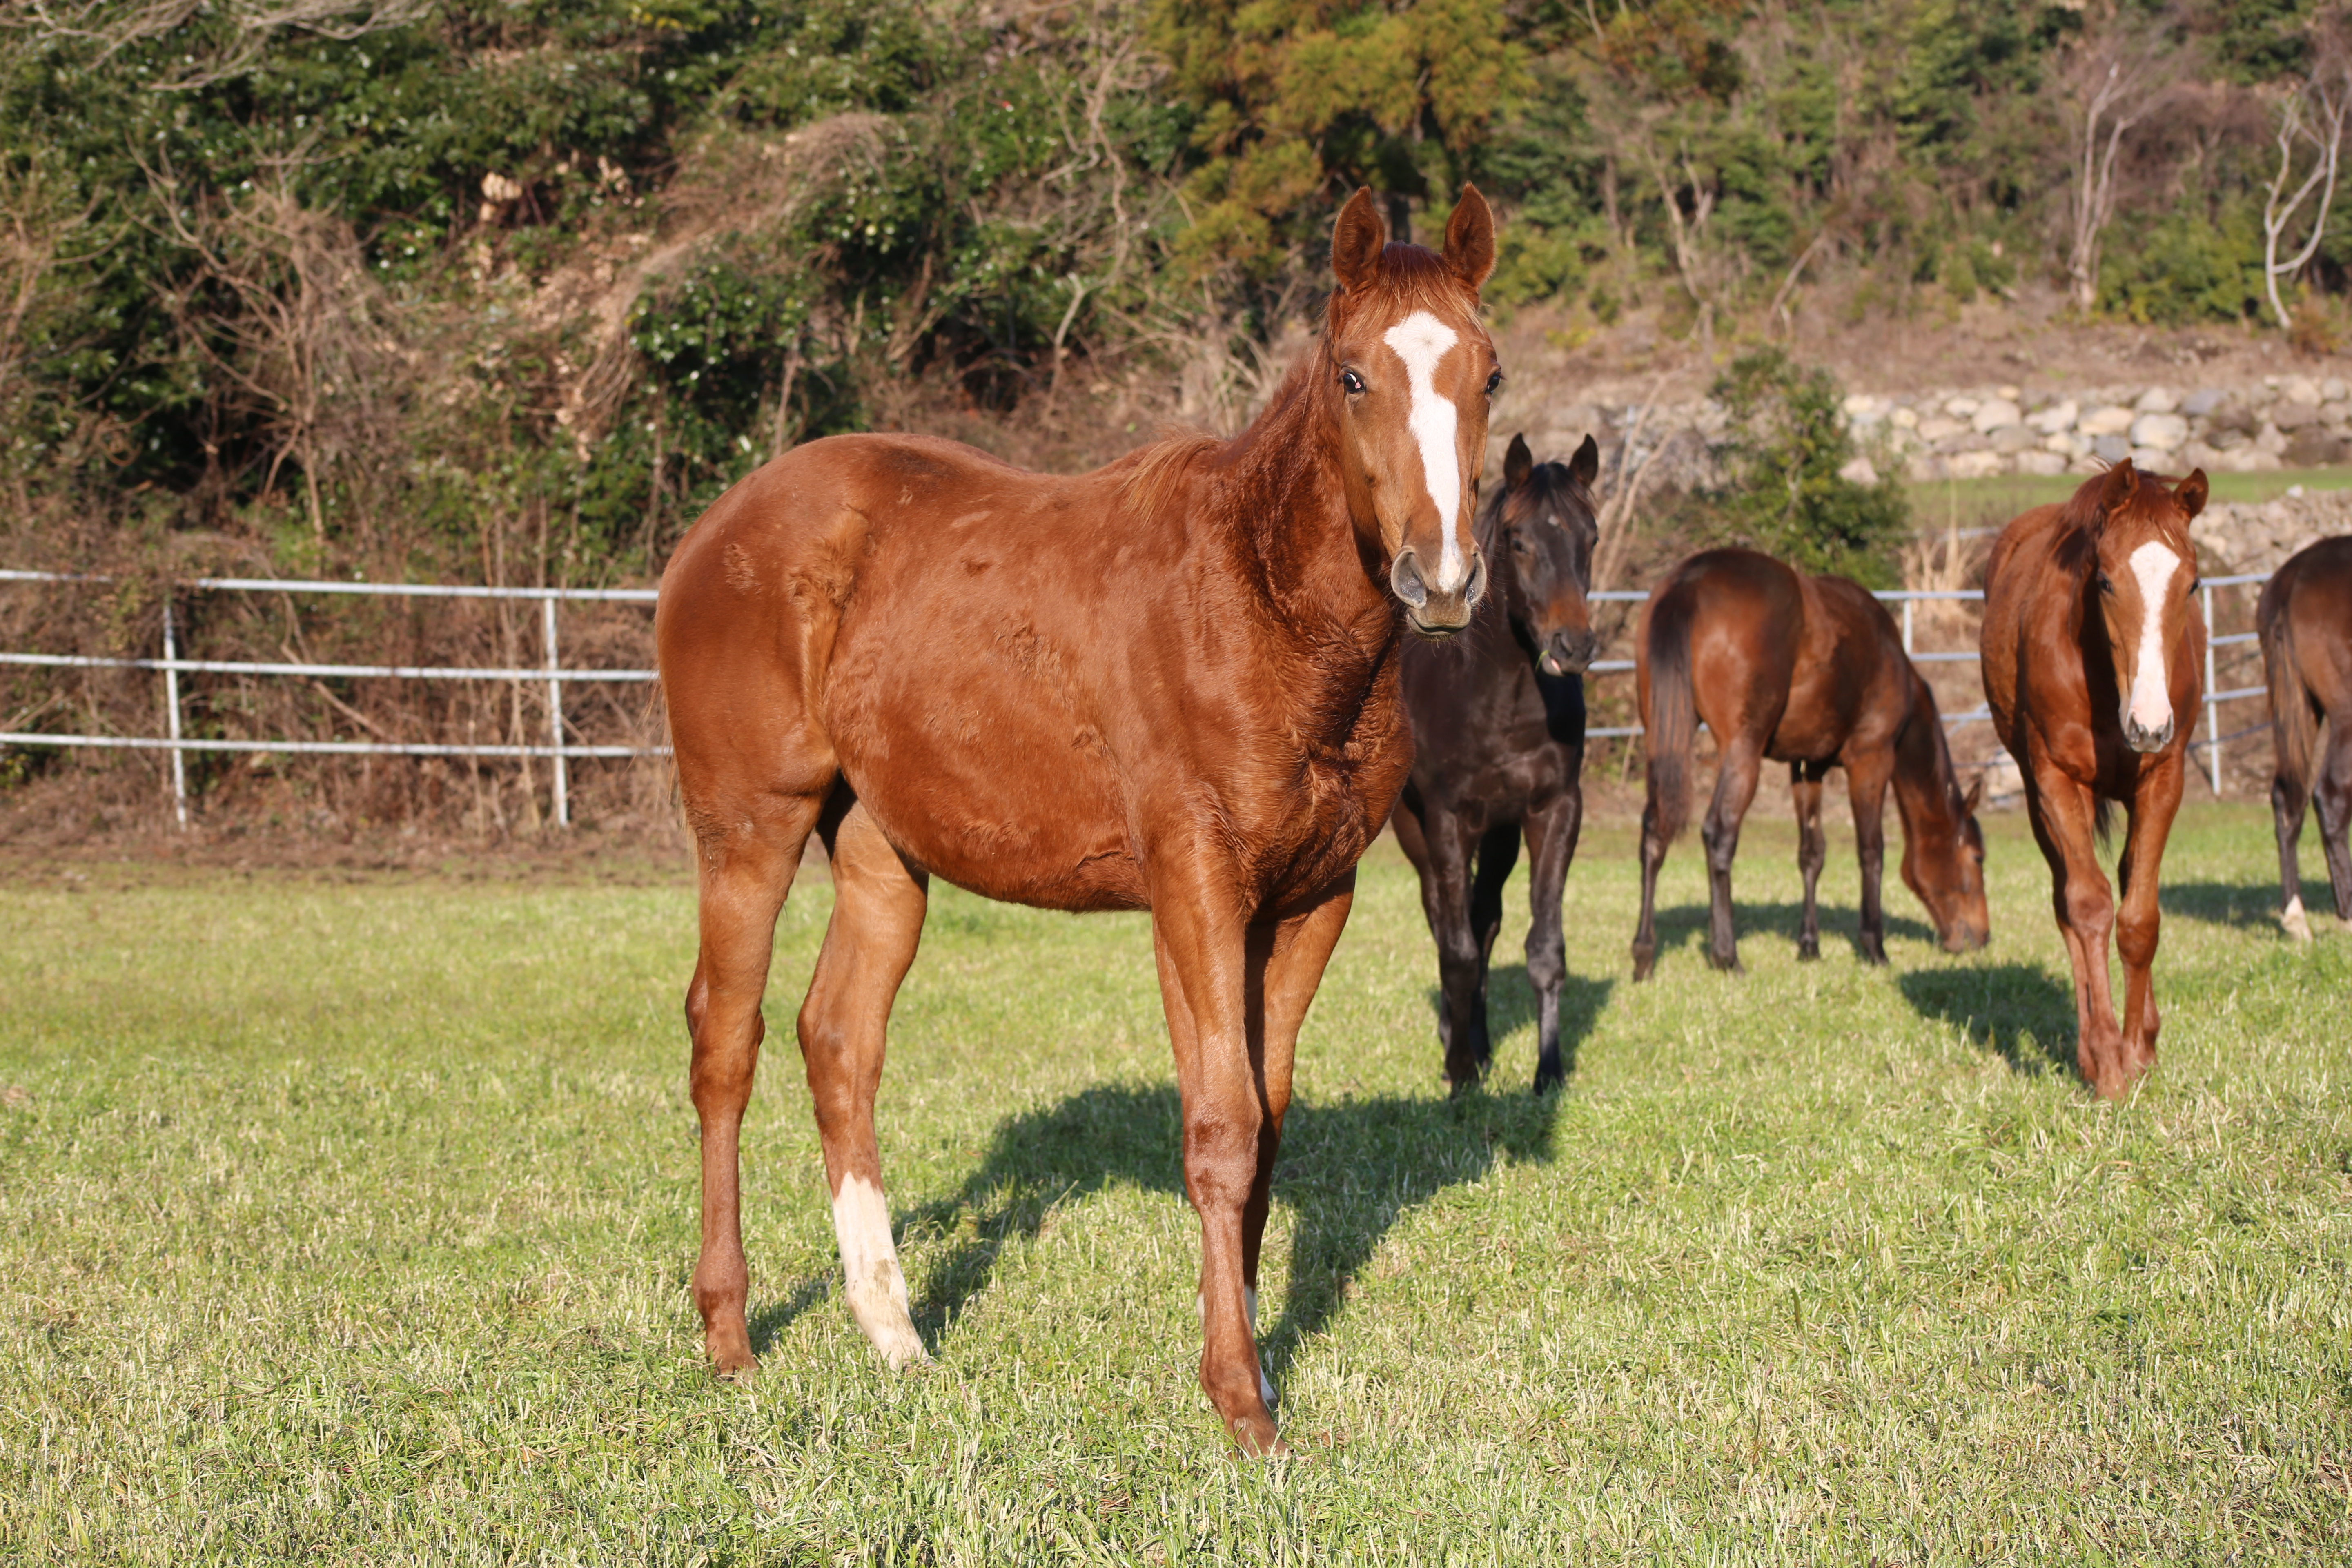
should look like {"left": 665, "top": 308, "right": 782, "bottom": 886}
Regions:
{"left": 1381, "top": 310, "right": 1467, "bottom": 592}
{"left": 832, "top": 1173, "right": 926, "bottom": 1370}
{"left": 2124, "top": 540, "right": 2181, "bottom": 734}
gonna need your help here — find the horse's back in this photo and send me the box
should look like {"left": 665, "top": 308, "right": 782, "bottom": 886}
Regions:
{"left": 1646, "top": 548, "right": 1804, "bottom": 734}
{"left": 1980, "top": 502, "right": 2074, "bottom": 744}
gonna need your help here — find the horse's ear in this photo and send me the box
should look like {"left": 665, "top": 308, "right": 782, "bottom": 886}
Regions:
{"left": 2174, "top": 468, "right": 2209, "bottom": 520}
{"left": 1441, "top": 183, "right": 1496, "bottom": 290}
{"left": 1962, "top": 773, "right": 1984, "bottom": 816}
{"left": 2096, "top": 457, "right": 2138, "bottom": 523}
{"left": 1569, "top": 432, "right": 1601, "bottom": 488}
{"left": 1332, "top": 189, "right": 1387, "bottom": 293}
{"left": 1504, "top": 433, "right": 1532, "bottom": 491}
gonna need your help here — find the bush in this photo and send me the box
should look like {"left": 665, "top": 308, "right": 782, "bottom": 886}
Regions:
{"left": 1698, "top": 347, "right": 1910, "bottom": 587}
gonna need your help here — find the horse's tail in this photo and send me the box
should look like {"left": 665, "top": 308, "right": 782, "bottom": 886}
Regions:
{"left": 2261, "top": 575, "right": 2317, "bottom": 807}
{"left": 1643, "top": 585, "right": 1699, "bottom": 849}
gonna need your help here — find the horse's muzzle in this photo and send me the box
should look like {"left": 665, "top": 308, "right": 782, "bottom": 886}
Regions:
{"left": 1394, "top": 548, "right": 1485, "bottom": 637}
{"left": 2121, "top": 712, "right": 2174, "bottom": 754}
{"left": 1940, "top": 920, "right": 1989, "bottom": 954}
{"left": 1538, "top": 628, "right": 1599, "bottom": 677}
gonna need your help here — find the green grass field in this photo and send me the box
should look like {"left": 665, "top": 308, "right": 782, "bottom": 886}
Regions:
{"left": 1906, "top": 466, "right": 2352, "bottom": 535}
{"left": 4, "top": 804, "right": 2348, "bottom": 1564}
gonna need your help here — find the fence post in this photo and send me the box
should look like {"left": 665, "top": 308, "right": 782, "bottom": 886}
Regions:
{"left": 160, "top": 594, "right": 188, "bottom": 829}
{"left": 1901, "top": 597, "right": 1914, "bottom": 657}
{"left": 2203, "top": 580, "right": 2221, "bottom": 796}
{"left": 543, "top": 594, "right": 568, "bottom": 827}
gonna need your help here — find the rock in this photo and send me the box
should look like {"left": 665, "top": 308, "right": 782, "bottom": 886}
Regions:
{"left": 2181, "top": 441, "right": 2227, "bottom": 472}
{"left": 2093, "top": 433, "right": 2132, "bottom": 462}
{"left": 1997, "top": 384, "right": 2021, "bottom": 399}
{"left": 2029, "top": 399, "right": 2079, "bottom": 434}
{"left": 2271, "top": 401, "right": 2321, "bottom": 430}
{"left": 1838, "top": 455, "right": 1880, "bottom": 486}
{"left": 2258, "top": 424, "right": 2291, "bottom": 453}
{"left": 2183, "top": 388, "right": 2228, "bottom": 417}
{"left": 1842, "top": 393, "right": 1885, "bottom": 418}
{"left": 1944, "top": 395, "right": 1980, "bottom": 416}
{"left": 2129, "top": 446, "right": 2179, "bottom": 471}
{"left": 2045, "top": 431, "right": 2085, "bottom": 456}
{"left": 1973, "top": 397, "right": 2022, "bottom": 433}
{"left": 1890, "top": 407, "right": 1919, "bottom": 430}
{"left": 1948, "top": 449, "right": 2005, "bottom": 479}
{"left": 1918, "top": 416, "right": 1968, "bottom": 443}
{"left": 2131, "top": 412, "right": 2190, "bottom": 450}
{"left": 2326, "top": 377, "right": 2348, "bottom": 401}
{"left": 2286, "top": 427, "right": 2344, "bottom": 466}
{"left": 2284, "top": 375, "right": 2323, "bottom": 405}
{"left": 2323, "top": 401, "right": 2352, "bottom": 424}
{"left": 2016, "top": 450, "right": 2069, "bottom": 477}
{"left": 1992, "top": 424, "right": 2038, "bottom": 453}
{"left": 2080, "top": 405, "right": 2137, "bottom": 436}
{"left": 2134, "top": 386, "right": 2180, "bottom": 413}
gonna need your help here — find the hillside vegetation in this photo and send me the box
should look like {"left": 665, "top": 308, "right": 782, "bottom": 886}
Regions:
{"left": 3, "top": 0, "right": 2351, "bottom": 585}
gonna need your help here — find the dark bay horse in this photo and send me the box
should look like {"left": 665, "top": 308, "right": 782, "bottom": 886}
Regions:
{"left": 1631, "top": 548, "right": 1988, "bottom": 979}
{"left": 2258, "top": 534, "right": 2352, "bottom": 940}
{"left": 656, "top": 187, "right": 1502, "bottom": 1455}
{"left": 1982, "top": 460, "right": 2207, "bottom": 1099}
{"left": 1394, "top": 432, "right": 1600, "bottom": 1095}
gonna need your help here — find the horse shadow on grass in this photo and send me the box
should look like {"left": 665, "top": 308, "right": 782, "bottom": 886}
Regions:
{"left": 1645, "top": 898, "right": 1937, "bottom": 965}
{"left": 1421, "top": 964, "right": 1615, "bottom": 1087}
{"left": 2159, "top": 881, "right": 2299, "bottom": 933}
{"left": 892, "top": 973, "right": 1611, "bottom": 1383}
{"left": 1896, "top": 963, "right": 2076, "bottom": 1076}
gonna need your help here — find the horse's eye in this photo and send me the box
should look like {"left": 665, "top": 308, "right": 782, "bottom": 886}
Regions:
{"left": 1340, "top": 369, "right": 1365, "bottom": 396}
{"left": 1484, "top": 370, "right": 1503, "bottom": 396}
{"left": 2096, "top": 574, "right": 2115, "bottom": 595}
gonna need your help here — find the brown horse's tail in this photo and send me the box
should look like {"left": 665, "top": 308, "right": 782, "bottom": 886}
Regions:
{"left": 1643, "top": 586, "right": 1699, "bottom": 849}
{"left": 2261, "top": 577, "right": 2317, "bottom": 807}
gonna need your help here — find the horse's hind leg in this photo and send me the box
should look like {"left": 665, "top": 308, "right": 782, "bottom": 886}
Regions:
{"left": 684, "top": 788, "right": 824, "bottom": 1379}
{"left": 1791, "top": 762, "right": 1828, "bottom": 960}
{"left": 2274, "top": 760, "right": 2312, "bottom": 940}
{"left": 2317, "top": 724, "right": 2352, "bottom": 924}
{"left": 800, "top": 799, "right": 931, "bottom": 1370}
{"left": 1701, "top": 738, "right": 1765, "bottom": 972}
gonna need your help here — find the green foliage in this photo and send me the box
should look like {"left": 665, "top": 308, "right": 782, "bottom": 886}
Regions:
{"left": 2099, "top": 204, "right": 2269, "bottom": 324}
{"left": 1147, "top": 0, "right": 1527, "bottom": 281}
{"left": 1702, "top": 346, "right": 1910, "bottom": 586}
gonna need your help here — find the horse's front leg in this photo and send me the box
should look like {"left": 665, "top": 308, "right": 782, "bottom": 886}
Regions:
{"left": 2116, "top": 759, "right": 2185, "bottom": 1087}
{"left": 1237, "top": 873, "right": 1357, "bottom": 1412}
{"left": 1522, "top": 788, "right": 1583, "bottom": 1094}
{"left": 2022, "top": 762, "right": 2125, "bottom": 1095}
{"left": 1151, "top": 864, "right": 1281, "bottom": 1455}
{"left": 1405, "top": 804, "right": 1491, "bottom": 1090}
{"left": 1845, "top": 754, "right": 1894, "bottom": 966}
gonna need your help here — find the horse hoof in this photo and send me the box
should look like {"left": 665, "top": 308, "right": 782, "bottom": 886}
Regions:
{"left": 1532, "top": 1069, "right": 1563, "bottom": 1096}
{"left": 710, "top": 1351, "right": 759, "bottom": 1384}
{"left": 1707, "top": 952, "right": 1742, "bottom": 974}
{"left": 1631, "top": 955, "right": 1655, "bottom": 982}
{"left": 1797, "top": 940, "right": 1820, "bottom": 962}
{"left": 1860, "top": 947, "right": 1889, "bottom": 967}
{"left": 2282, "top": 905, "right": 2313, "bottom": 942}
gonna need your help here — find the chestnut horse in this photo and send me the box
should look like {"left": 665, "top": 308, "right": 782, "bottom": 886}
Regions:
{"left": 655, "top": 188, "right": 1502, "bottom": 1455}
{"left": 1630, "top": 548, "right": 1988, "bottom": 979}
{"left": 1982, "top": 461, "right": 2207, "bottom": 1099}
{"left": 1394, "top": 432, "right": 1600, "bottom": 1095}
{"left": 2258, "top": 534, "right": 2352, "bottom": 940}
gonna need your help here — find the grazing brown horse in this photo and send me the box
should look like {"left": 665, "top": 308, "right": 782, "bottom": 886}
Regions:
{"left": 1630, "top": 548, "right": 1988, "bottom": 979}
{"left": 655, "top": 187, "right": 1502, "bottom": 1455}
{"left": 1395, "top": 432, "right": 1600, "bottom": 1096}
{"left": 1982, "top": 460, "right": 2207, "bottom": 1099}
{"left": 2258, "top": 534, "right": 2352, "bottom": 940}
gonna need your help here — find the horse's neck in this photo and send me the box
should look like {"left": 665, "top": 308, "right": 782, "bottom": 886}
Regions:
{"left": 1891, "top": 681, "right": 1959, "bottom": 835}
{"left": 1209, "top": 358, "right": 1386, "bottom": 627}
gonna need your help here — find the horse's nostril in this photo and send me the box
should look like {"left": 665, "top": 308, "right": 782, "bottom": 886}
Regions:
{"left": 1390, "top": 550, "right": 1429, "bottom": 608}
{"left": 1463, "top": 551, "right": 1488, "bottom": 607}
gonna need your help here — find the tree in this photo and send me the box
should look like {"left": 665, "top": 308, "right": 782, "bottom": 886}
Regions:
{"left": 2262, "top": 12, "right": 2352, "bottom": 330}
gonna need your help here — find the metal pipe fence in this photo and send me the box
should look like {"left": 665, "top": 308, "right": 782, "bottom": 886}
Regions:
{"left": 1, "top": 569, "right": 664, "bottom": 827}
{"left": 1, "top": 567, "right": 2278, "bottom": 826}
